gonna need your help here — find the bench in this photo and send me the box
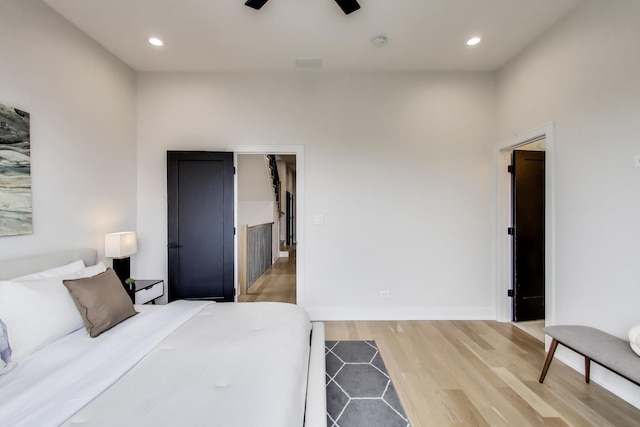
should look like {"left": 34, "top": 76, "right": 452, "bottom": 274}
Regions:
{"left": 539, "top": 325, "right": 640, "bottom": 387}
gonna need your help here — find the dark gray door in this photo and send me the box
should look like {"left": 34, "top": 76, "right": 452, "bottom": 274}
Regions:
{"left": 167, "top": 151, "right": 234, "bottom": 302}
{"left": 511, "top": 150, "right": 545, "bottom": 321}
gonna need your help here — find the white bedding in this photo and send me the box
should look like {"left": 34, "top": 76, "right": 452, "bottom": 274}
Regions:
{"left": 0, "top": 301, "right": 311, "bottom": 427}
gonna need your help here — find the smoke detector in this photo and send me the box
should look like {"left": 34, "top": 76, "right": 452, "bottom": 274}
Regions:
{"left": 372, "top": 35, "right": 388, "bottom": 47}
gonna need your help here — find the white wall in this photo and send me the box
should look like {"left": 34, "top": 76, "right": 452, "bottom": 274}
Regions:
{"left": 0, "top": 0, "right": 137, "bottom": 262}
{"left": 497, "top": 0, "right": 640, "bottom": 407}
{"left": 238, "top": 154, "right": 280, "bottom": 261}
{"left": 237, "top": 154, "right": 275, "bottom": 226}
{"left": 136, "top": 71, "right": 497, "bottom": 319}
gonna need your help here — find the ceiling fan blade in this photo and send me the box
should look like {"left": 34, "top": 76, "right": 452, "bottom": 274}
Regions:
{"left": 245, "top": 0, "right": 269, "bottom": 10}
{"left": 335, "top": 0, "right": 361, "bottom": 15}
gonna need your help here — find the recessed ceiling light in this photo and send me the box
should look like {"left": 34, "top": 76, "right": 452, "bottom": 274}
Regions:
{"left": 466, "top": 36, "right": 481, "bottom": 47}
{"left": 148, "top": 37, "right": 164, "bottom": 47}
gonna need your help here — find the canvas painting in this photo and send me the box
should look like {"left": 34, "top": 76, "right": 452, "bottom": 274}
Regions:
{"left": 0, "top": 103, "right": 32, "bottom": 236}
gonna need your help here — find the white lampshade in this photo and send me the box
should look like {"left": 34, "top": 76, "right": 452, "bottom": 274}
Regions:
{"left": 105, "top": 231, "right": 138, "bottom": 258}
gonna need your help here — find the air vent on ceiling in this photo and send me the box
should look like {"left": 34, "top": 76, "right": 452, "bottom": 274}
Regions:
{"left": 295, "top": 58, "right": 323, "bottom": 69}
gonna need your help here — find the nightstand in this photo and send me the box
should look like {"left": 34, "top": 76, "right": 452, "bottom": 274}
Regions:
{"left": 132, "top": 280, "right": 164, "bottom": 304}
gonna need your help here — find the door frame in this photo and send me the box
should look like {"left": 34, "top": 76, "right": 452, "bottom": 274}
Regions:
{"left": 232, "top": 145, "right": 305, "bottom": 306}
{"left": 494, "top": 123, "right": 555, "bottom": 324}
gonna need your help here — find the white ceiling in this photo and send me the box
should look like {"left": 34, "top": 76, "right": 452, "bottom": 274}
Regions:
{"left": 43, "top": 0, "right": 583, "bottom": 73}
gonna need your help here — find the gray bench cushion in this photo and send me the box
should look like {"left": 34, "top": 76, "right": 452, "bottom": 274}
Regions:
{"left": 544, "top": 325, "right": 640, "bottom": 384}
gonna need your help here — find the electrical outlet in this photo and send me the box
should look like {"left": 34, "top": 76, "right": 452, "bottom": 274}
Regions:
{"left": 379, "top": 290, "right": 390, "bottom": 298}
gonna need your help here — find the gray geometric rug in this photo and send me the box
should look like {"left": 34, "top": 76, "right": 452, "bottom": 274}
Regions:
{"left": 326, "top": 341, "right": 411, "bottom": 427}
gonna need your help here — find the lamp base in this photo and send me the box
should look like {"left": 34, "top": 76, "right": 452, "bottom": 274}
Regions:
{"left": 112, "top": 257, "right": 130, "bottom": 285}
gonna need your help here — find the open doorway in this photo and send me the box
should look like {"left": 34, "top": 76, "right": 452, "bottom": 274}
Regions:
{"left": 236, "top": 154, "right": 297, "bottom": 304}
{"left": 511, "top": 142, "right": 545, "bottom": 322}
{"left": 510, "top": 140, "right": 546, "bottom": 341}
{"left": 495, "top": 123, "right": 555, "bottom": 342}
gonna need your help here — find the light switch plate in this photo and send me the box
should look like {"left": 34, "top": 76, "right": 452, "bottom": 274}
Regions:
{"left": 634, "top": 154, "right": 640, "bottom": 168}
{"left": 312, "top": 214, "right": 324, "bottom": 225}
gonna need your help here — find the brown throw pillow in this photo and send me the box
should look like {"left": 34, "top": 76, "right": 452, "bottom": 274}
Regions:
{"left": 63, "top": 268, "right": 137, "bottom": 338}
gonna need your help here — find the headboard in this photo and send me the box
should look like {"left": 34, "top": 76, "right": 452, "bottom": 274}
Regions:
{"left": 0, "top": 248, "right": 97, "bottom": 281}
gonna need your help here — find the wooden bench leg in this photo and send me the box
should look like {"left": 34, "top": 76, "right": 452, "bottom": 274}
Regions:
{"left": 539, "top": 338, "right": 559, "bottom": 383}
{"left": 585, "top": 356, "right": 591, "bottom": 383}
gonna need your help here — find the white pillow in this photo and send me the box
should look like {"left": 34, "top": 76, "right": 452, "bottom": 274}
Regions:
{"left": 0, "top": 262, "right": 107, "bottom": 360}
{"left": 0, "top": 279, "right": 85, "bottom": 360}
{"left": 72, "top": 262, "right": 107, "bottom": 279}
{"left": 629, "top": 324, "right": 640, "bottom": 357}
{"left": 12, "top": 260, "right": 85, "bottom": 281}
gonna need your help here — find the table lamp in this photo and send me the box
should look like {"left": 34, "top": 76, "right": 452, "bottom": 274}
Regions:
{"left": 105, "top": 231, "right": 137, "bottom": 284}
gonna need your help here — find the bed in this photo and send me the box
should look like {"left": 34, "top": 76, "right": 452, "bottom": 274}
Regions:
{"left": 0, "top": 248, "right": 326, "bottom": 427}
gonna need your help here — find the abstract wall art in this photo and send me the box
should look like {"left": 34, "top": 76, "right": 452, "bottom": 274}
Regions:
{"left": 0, "top": 103, "right": 32, "bottom": 236}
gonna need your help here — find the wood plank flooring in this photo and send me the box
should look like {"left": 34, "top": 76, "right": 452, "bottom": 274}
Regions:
{"left": 237, "top": 247, "right": 296, "bottom": 303}
{"left": 325, "top": 321, "right": 640, "bottom": 426}
{"left": 513, "top": 320, "right": 545, "bottom": 343}
{"left": 235, "top": 248, "right": 640, "bottom": 424}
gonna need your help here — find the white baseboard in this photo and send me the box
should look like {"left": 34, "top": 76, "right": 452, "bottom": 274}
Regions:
{"left": 305, "top": 306, "right": 494, "bottom": 321}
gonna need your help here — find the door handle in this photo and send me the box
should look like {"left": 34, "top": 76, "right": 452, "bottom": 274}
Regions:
{"left": 168, "top": 242, "right": 182, "bottom": 249}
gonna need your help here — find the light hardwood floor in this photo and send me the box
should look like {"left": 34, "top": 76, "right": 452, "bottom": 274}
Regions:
{"left": 325, "top": 321, "right": 640, "bottom": 426}
{"left": 513, "top": 320, "right": 546, "bottom": 343}
{"left": 236, "top": 249, "right": 640, "bottom": 425}
{"left": 237, "top": 247, "right": 296, "bottom": 303}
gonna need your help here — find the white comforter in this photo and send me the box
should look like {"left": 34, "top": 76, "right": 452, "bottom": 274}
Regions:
{"left": 0, "top": 301, "right": 311, "bottom": 427}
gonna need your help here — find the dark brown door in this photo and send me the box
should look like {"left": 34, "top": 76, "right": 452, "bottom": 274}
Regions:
{"left": 511, "top": 150, "right": 545, "bottom": 321}
{"left": 167, "top": 151, "right": 234, "bottom": 302}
